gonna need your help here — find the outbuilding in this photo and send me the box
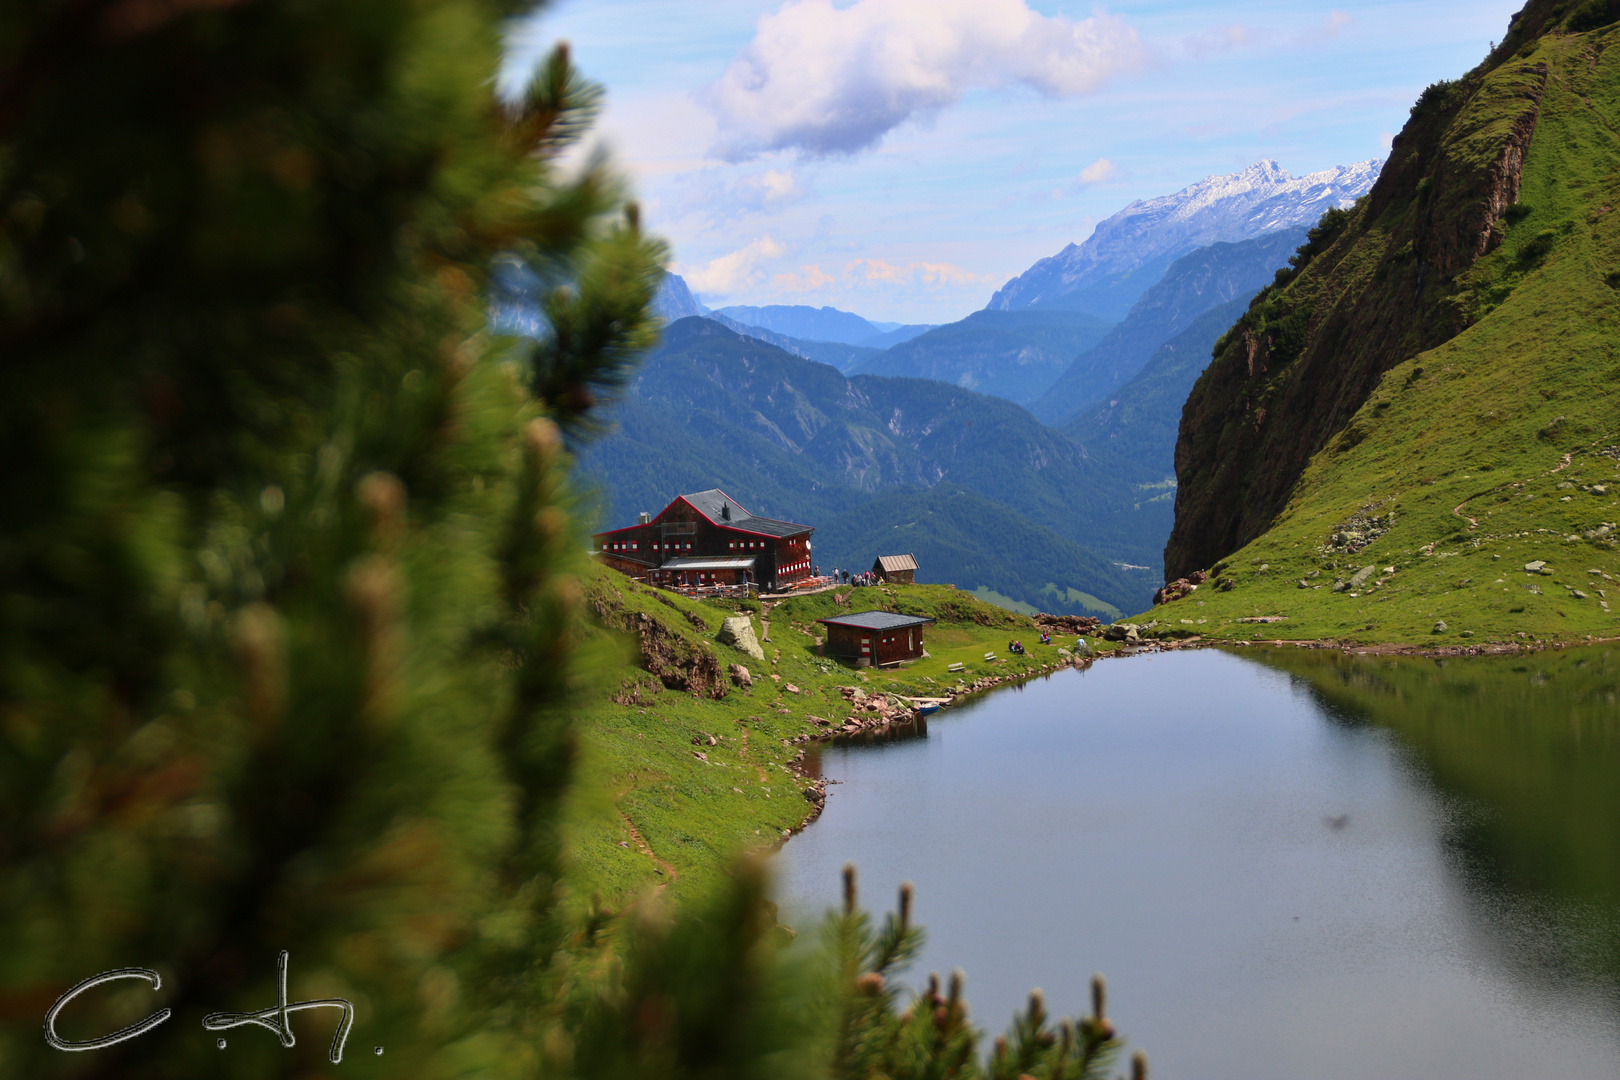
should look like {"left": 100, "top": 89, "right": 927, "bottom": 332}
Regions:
{"left": 816, "top": 610, "right": 934, "bottom": 667}
{"left": 871, "top": 553, "right": 918, "bottom": 584}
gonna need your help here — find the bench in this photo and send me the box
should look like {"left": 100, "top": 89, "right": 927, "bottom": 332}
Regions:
{"left": 983, "top": 652, "right": 996, "bottom": 661}
{"left": 947, "top": 662, "right": 964, "bottom": 673}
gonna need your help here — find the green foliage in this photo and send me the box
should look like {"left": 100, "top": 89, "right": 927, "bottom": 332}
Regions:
{"left": 1567, "top": 0, "right": 1620, "bottom": 32}
{"left": 1410, "top": 78, "right": 1463, "bottom": 117}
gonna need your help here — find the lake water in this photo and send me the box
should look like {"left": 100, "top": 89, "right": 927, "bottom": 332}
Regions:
{"left": 775, "top": 646, "right": 1620, "bottom": 1080}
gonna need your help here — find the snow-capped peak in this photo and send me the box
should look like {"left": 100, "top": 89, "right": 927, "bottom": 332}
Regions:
{"left": 986, "top": 158, "right": 1384, "bottom": 316}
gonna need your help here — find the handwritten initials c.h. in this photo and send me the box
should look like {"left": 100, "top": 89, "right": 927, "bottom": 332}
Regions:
{"left": 44, "top": 967, "right": 173, "bottom": 1051}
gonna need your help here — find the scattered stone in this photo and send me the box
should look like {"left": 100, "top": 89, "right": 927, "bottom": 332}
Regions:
{"left": 1034, "top": 613, "right": 1104, "bottom": 634}
{"left": 1237, "top": 615, "right": 1289, "bottom": 624}
{"left": 717, "top": 615, "right": 765, "bottom": 660}
{"left": 728, "top": 663, "right": 753, "bottom": 688}
{"left": 1586, "top": 484, "right": 1609, "bottom": 495}
{"left": 1524, "top": 561, "right": 1547, "bottom": 573}
{"left": 692, "top": 751, "right": 709, "bottom": 762}
{"left": 1348, "top": 565, "right": 1377, "bottom": 590}
{"left": 1153, "top": 577, "right": 1201, "bottom": 604}
{"left": 807, "top": 715, "right": 828, "bottom": 726}
{"left": 1322, "top": 503, "right": 1396, "bottom": 555}
{"left": 1433, "top": 620, "right": 1448, "bottom": 633}
{"left": 784, "top": 683, "right": 801, "bottom": 694}
{"left": 1461, "top": 630, "right": 1475, "bottom": 637}
{"left": 1571, "top": 589, "right": 1589, "bottom": 600}
{"left": 770, "top": 673, "right": 781, "bottom": 682}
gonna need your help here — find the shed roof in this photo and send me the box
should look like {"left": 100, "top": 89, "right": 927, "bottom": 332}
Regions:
{"left": 815, "top": 610, "right": 935, "bottom": 631}
{"left": 659, "top": 556, "right": 758, "bottom": 571}
{"left": 873, "top": 553, "right": 918, "bottom": 573}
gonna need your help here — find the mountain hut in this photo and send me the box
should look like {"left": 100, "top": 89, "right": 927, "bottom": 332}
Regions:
{"left": 816, "top": 610, "right": 934, "bottom": 668}
{"left": 871, "top": 553, "right": 918, "bottom": 584}
{"left": 592, "top": 489, "right": 814, "bottom": 592}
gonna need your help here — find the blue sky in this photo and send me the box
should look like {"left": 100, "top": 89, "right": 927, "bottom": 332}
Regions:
{"left": 505, "top": 1, "right": 1521, "bottom": 324}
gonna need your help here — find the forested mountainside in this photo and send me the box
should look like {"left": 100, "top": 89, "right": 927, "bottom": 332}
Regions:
{"left": 1030, "top": 228, "right": 1307, "bottom": 426}
{"left": 1064, "top": 295, "right": 1252, "bottom": 482}
{"left": 848, "top": 308, "right": 1114, "bottom": 405}
{"left": 577, "top": 317, "right": 1163, "bottom": 615}
{"left": 706, "top": 311, "right": 882, "bottom": 371}
{"left": 985, "top": 159, "right": 1380, "bottom": 321}
{"left": 1156, "top": 0, "right": 1620, "bottom": 644}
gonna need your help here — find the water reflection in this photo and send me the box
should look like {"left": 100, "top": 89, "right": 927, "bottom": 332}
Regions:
{"left": 1261, "top": 644, "right": 1620, "bottom": 998}
{"left": 775, "top": 647, "right": 1620, "bottom": 1080}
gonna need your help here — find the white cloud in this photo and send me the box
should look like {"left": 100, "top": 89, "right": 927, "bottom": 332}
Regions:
{"left": 1077, "top": 158, "right": 1117, "bottom": 185}
{"left": 773, "top": 264, "right": 837, "bottom": 291}
{"left": 704, "top": 0, "right": 1147, "bottom": 161}
{"left": 1295, "top": 11, "right": 1353, "bottom": 46}
{"left": 848, "top": 259, "right": 992, "bottom": 287}
{"left": 678, "top": 237, "right": 787, "bottom": 295}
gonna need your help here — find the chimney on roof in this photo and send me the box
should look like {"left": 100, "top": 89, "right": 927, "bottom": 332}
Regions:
{"left": 638, "top": 511, "right": 651, "bottom": 525}
{"left": 721, "top": 504, "right": 731, "bottom": 520}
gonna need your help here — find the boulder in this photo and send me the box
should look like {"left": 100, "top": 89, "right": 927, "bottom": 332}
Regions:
{"left": 718, "top": 615, "right": 765, "bottom": 660}
{"left": 728, "top": 663, "right": 753, "bottom": 688}
{"left": 1433, "top": 620, "right": 1448, "bottom": 633}
{"left": 1073, "top": 638, "right": 1094, "bottom": 657}
{"left": 1347, "top": 565, "right": 1376, "bottom": 590}
{"left": 1102, "top": 623, "right": 1140, "bottom": 642}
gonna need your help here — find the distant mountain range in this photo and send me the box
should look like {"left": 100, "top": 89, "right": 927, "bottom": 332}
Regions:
{"left": 711, "top": 303, "right": 930, "bottom": 347}
{"left": 985, "top": 159, "right": 1381, "bottom": 321}
{"left": 850, "top": 309, "right": 1113, "bottom": 405}
{"left": 578, "top": 317, "right": 1164, "bottom": 616}
{"left": 1029, "top": 227, "right": 1308, "bottom": 425}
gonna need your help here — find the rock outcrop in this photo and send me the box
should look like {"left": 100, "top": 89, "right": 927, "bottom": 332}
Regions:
{"left": 1164, "top": 2, "right": 1560, "bottom": 580}
{"left": 717, "top": 615, "right": 765, "bottom": 661}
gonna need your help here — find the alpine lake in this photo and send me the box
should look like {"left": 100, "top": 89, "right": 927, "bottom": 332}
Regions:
{"left": 775, "top": 644, "right": 1620, "bottom": 1080}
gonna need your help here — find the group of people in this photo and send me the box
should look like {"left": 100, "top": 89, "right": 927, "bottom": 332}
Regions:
{"left": 1005, "top": 631, "right": 1055, "bottom": 656}
{"left": 830, "top": 568, "right": 881, "bottom": 587}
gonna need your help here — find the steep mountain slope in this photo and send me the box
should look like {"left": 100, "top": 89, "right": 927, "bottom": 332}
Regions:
{"left": 1154, "top": 1, "right": 1620, "bottom": 644}
{"left": 986, "top": 160, "right": 1380, "bottom": 320}
{"left": 653, "top": 272, "right": 708, "bottom": 320}
{"left": 1029, "top": 229, "right": 1307, "bottom": 425}
{"left": 849, "top": 309, "right": 1114, "bottom": 405}
{"left": 1064, "top": 295, "right": 1252, "bottom": 481}
{"left": 713, "top": 303, "right": 882, "bottom": 344}
{"left": 577, "top": 317, "right": 1165, "bottom": 612}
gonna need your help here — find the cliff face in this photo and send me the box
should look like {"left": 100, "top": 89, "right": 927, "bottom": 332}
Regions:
{"left": 1164, "top": 1, "right": 1566, "bottom": 580}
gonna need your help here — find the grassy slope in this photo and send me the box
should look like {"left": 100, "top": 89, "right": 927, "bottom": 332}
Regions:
{"left": 1144, "top": 28, "right": 1620, "bottom": 645}
{"left": 565, "top": 566, "right": 1111, "bottom": 904}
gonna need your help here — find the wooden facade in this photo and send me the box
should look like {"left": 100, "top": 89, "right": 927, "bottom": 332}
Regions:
{"left": 872, "top": 553, "right": 918, "bottom": 584}
{"left": 592, "top": 489, "right": 814, "bottom": 592}
{"left": 817, "top": 611, "right": 934, "bottom": 667}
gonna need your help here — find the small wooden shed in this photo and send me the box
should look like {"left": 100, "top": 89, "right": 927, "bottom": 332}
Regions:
{"left": 872, "top": 553, "right": 918, "bottom": 584}
{"left": 816, "top": 610, "right": 934, "bottom": 667}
